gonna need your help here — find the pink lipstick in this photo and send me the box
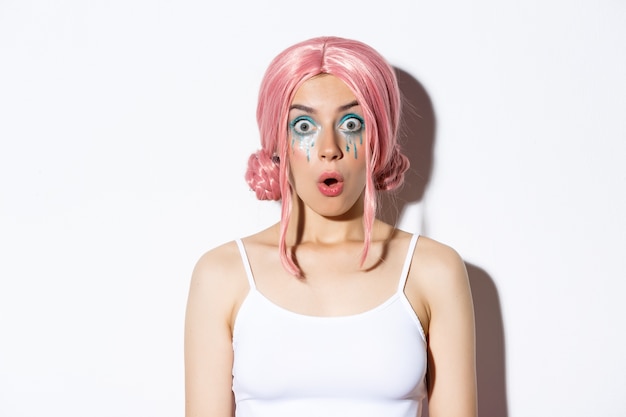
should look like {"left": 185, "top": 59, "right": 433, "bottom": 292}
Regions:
{"left": 317, "top": 172, "right": 344, "bottom": 197}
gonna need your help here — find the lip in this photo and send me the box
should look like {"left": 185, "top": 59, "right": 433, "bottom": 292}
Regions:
{"left": 317, "top": 171, "right": 344, "bottom": 197}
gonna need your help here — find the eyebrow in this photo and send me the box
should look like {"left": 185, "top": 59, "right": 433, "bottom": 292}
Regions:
{"left": 289, "top": 100, "right": 360, "bottom": 113}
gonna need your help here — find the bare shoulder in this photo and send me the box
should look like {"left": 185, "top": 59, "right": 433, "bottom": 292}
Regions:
{"left": 193, "top": 241, "right": 244, "bottom": 279}
{"left": 413, "top": 236, "right": 467, "bottom": 281}
{"left": 406, "top": 235, "right": 472, "bottom": 330}
{"left": 187, "top": 240, "right": 249, "bottom": 327}
{"left": 184, "top": 240, "right": 249, "bottom": 416}
{"left": 410, "top": 237, "right": 477, "bottom": 415}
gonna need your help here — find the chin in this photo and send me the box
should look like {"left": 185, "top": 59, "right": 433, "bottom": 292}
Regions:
{"left": 314, "top": 201, "right": 363, "bottom": 219}
{"left": 296, "top": 188, "right": 364, "bottom": 218}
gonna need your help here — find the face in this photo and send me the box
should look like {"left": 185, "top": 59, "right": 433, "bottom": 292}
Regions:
{"left": 287, "top": 74, "right": 367, "bottom": 218}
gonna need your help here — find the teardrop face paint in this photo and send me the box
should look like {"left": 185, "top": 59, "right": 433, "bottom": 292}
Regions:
{"left": 289, "top": 115, "right": 320, "bottom": 161}
{"left": 337, "top": 113, "right": 364, "bottom": 159}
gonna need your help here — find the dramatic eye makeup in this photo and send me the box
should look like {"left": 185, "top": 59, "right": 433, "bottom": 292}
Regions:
{"left": 338, "top": 114, "right": 364, "bottom": 133}
{"left": 289, "top": 115, "right": 320, "bottom": 161}
{"left": 288, "top": 110, "right": 365, "bottom": 160}
{"left": 290, "top": 116, "right": 318, "bottom": 136}
{"left": 338, "top": 113, "right": 365, "bottom": 159}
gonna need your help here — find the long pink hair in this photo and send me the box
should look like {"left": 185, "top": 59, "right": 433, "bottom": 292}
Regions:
{"left": 245, "top": 36, "right": 409, "bottom": 277}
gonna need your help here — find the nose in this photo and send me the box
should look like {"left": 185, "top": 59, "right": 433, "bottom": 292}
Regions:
{"left": 317, "top": 128, "right": 343, "bottom": 161}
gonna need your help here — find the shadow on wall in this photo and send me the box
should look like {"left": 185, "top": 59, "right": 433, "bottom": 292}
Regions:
{"left": 384, "top": 68, "right": 509, "bottom": 417}
{"left": 467, "top": 263, "right": 509, "bottom": 417}
{"left": 379, "top": 68, "right": 435, "bottom": 225}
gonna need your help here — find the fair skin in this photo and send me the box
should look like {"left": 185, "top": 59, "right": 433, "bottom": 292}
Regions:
{"left": 184, "top": 75, "right": 477, "bottom": 417}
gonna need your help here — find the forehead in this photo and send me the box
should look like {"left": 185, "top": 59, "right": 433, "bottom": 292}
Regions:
{"left": 291, "top": 74, "right": 357, "bottom": 108}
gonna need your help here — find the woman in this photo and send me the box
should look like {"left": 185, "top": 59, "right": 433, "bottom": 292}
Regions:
{"left": 185, "top": 36, "right": 477, "bottom": 417}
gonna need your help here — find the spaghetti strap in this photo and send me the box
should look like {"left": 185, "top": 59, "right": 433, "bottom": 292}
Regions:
{"left": 397, "top": 234, "right": 420, "bottom": 292}
{"left": 235, "top": 239, "right": 256, "bottom": 290}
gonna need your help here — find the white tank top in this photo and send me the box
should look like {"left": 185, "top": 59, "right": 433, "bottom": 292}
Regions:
{"left": 232, "top": 234, "right": 428, "bottom": 417}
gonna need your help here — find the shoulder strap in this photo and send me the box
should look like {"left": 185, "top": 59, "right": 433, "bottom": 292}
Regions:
{"left": 397, "top": 234, "right": 420, "bottom": 292}
{"left": 235, "top": 239, "right": 256, "bottom": 289}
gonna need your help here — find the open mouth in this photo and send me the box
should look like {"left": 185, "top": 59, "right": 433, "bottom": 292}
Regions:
{"left": 318, "top": 171, "right": 344, "bottom": 184}
{"left": 318, "top": 172, "right": 344, "bottom": 196}
{"left": 323, "top": 178, "right": 339, "bottom": 187}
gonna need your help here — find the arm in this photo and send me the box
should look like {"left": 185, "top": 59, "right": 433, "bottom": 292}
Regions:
{"left": 184, "top": 247, "right": 240, "bottom": 417}
{"left": 419, "top": 241, "right": 477, "bottom": 417}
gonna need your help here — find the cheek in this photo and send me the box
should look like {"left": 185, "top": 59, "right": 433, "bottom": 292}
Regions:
{"left": 356, "top": 161, "right": 368, "bottom": 186}
{"left": 286, "top": 154, "right": 307, "bottom": 187}
{"left": 355, "top": 152, "right": 368, "bottom": 186}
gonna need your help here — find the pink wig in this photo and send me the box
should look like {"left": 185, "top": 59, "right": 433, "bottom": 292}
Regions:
{"left": 245, "top": 36, "right": 409, "bottom": 277}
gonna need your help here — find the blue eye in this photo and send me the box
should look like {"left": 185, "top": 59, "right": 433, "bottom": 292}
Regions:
{"left": 290, "top": 116, "right": 317, "bottom": 135}
{"left": 338, "top": 114, "right": 364, "bottom": 133}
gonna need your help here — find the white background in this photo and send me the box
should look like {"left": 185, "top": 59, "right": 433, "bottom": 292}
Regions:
{"left": 1, "top": 1, "right": 625, "bottom": 416}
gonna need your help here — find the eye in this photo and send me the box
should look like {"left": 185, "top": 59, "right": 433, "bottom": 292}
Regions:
{"left": 338, "top": 115, "right": 364, "bottom": 133}
{"left": 290, "top": 116, "right": 317, "bottom": 135}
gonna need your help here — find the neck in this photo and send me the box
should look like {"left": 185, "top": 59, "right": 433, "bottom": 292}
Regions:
{"left": 286, "top": 195, "right": 366, "bottom": 246}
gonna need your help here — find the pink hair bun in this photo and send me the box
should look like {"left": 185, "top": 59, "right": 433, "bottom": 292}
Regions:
{"left": 245, "top": 150, "right": 281, "bottom": 201}
{"left": 376, "top": 148, "right": 410, "bottom": 191}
